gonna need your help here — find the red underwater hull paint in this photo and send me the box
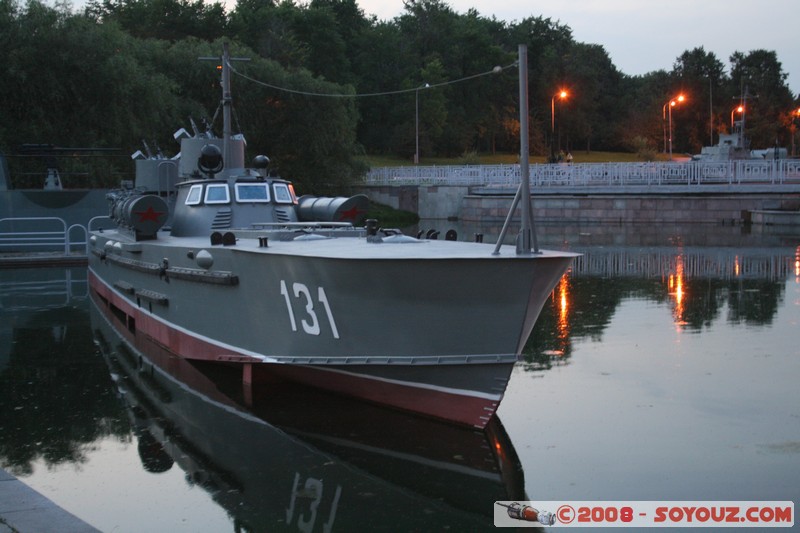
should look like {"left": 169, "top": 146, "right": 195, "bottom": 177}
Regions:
{"left": 261, "top": 364, "right": 500, "bottom": 428}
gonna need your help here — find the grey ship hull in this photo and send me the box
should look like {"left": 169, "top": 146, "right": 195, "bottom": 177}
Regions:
{"left": 88, "top": 229, "right": 574, "bottom": 427}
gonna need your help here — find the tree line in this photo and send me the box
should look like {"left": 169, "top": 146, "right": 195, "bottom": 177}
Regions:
{"left": 1, "top": 0, "right": 797, "bottom": 192}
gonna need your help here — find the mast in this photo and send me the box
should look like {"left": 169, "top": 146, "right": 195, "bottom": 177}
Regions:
{"left": 221, "top": 42, "right": 233, "bottom": 169}
{"left": 517, "top": 44, "right": 538, "bottom": 254}
{"left": 493, "top": 44, "right": 540, "bottom": 256}
{"left": 734, "top": 85, "right": 757, "bottom": 149}
{"left": 199, "top": 44, "right": 250, "bottom": 174}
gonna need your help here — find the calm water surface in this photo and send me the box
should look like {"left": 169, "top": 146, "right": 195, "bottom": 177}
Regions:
{"left": 1, "top": 223, "right": 798, "bottom": 532}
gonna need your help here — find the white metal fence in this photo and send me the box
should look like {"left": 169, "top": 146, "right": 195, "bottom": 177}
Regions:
{"left": 364, "top": 159, "right": 800, "bottom": 188}
{"left": 0, "top": 216, "right": 111, "bottom": 254}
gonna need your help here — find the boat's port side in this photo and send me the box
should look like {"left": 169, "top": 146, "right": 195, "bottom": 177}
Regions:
{"left": 89, "top": 266, "right": 518, "bottom": 428}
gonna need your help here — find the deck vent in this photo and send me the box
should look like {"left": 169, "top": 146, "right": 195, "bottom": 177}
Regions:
{"left": 211, "top": 208, "right": 233, "bottom": 229}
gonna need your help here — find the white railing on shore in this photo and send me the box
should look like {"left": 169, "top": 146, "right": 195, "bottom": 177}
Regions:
{"left": 363, "top": 159, "right": 800, "bottom": 188}
{"left": 0, "top": 216, "right": 110, "bottom": 254}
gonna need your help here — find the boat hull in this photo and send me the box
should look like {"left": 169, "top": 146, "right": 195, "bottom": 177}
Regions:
{"left": 88, "top": 231, "right": 575, "bottom": 427}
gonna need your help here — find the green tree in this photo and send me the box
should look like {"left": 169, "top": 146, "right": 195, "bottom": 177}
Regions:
{"left": 442, "top": 10, "right": 514, "bottom": 155}
{"left": 224, "top": 42, "right": 366, "bottom": 192}
{"left": 1, "top": 2, "right": 187, "bottom": 155}
{"left": 85, "top": 0, "right": 228, "bottom": 42}
{"left": 729, "top": 49, "right": 795, "bottom": 148}
{"left": 506, "top": 16, "right": 575, "bottom": 155}
{"left": 309, "top": 0, "right": 373, "bottom": 84}
{"left": 673, "top": 47, "right": 727, "bottom": 153}
{"left": 560, "top": 42, "right": 624, "bottom": 153}
{"left": 618, "top": 70, "right": 673, "bottom": 155}
{"left": 3, "top": 0, "right": 798, "bottom": 172}
{"left": 350, "top": 20, "right": 413, "bottom": 155}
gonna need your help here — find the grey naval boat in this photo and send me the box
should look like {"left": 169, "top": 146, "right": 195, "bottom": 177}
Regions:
{"left": 88, "top": 44, "right": 577, "bottom": 428}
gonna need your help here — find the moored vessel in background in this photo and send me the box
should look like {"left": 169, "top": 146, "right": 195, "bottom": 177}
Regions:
{"left": 692, "top": 95, "right": 787, "bottom": 162}
{"left": 0, "top": 145, "right": 112, "bottom": 234}
{"left": 87, "top": 43, "right": 577, "bottom": 428}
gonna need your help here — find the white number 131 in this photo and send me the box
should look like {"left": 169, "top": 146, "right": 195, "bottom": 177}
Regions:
{"left": 280, "top": 280, "right": 340, "bottom": 339}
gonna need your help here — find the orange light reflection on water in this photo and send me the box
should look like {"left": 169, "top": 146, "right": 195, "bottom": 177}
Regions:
{"left": 548, "top": 273, "right": 572, "bottom": 358}
{"left": 795, "top": 246, "right": 800, "bottom": 280}
{"left": 669, "top": 254, "right": 686, "bottom": 327}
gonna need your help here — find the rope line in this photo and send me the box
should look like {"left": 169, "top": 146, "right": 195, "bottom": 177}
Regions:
{"left": 227, "top": 61, "right": 517, "bottom": 98}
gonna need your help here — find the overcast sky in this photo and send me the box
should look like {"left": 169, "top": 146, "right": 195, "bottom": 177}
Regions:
{"left": 357, "top": 0, "right": 798, "bottom": 95}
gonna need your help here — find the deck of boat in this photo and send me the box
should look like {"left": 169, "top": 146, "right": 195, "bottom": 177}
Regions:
{"left": 98, "top": 229, "right": 578, "bottom": 261}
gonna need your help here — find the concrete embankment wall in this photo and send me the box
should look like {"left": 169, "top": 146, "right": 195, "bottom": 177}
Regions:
{"left": 359, "top": 185, "right": 467, "bottom": 220}
{"left": 358, "top": 184, "right": 800, "bottom": 224}
{"left": 462, "top": 194, "right": 789, "bottom": 225}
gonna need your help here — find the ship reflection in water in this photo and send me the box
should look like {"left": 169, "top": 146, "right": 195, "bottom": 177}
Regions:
{"left": 89, "top": 298, "right": 528, "bottom": 531}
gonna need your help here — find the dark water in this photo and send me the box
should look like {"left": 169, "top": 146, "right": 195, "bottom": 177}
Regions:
{"left": 1, "top": 223, "right": 798, "bottom": 532}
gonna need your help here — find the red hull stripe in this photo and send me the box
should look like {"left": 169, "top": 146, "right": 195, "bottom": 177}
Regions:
{"left": 89, "top": 269, "right": 506, "bottom": 427}
{"left": 304, "top": 365, "right": 502, "bottom": 401}
{"left": 265, "top": 364, "right": 500, "bottom": 428}
{"left": 91, "top": 269, "right": 279, "bottom": 361}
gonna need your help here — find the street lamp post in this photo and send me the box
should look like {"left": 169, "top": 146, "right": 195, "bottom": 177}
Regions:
{"left": 414, "top": 83, "right": 429, "bottom": 165}
{"left": 731, "top": 105, "right": 744, "bottom": 130}
{"left": 662, "top": 94, "right": 685, "bottom": 160}
{"left": 550, "top": 90, "right": 568, "bottom": 162}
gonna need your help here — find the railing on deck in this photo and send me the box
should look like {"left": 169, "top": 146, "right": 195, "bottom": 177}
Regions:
{"left": 364, "top": 159, "right": 800, "bottom": 188}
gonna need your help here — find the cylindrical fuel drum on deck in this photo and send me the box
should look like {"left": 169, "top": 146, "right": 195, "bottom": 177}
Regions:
{"left": 297, "top": 194, "right": 370, "bottom": 225}
{"left": 107, "top": 192, "right": 169, "bottom": 239}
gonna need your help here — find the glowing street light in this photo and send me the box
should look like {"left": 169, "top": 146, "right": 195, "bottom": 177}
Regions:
{"left": 550, "top": 89, "right": 568, "bottom": 161}
{"left": 551, "top": 90, "right": 568, "bottom": 133}
{"left": 662, "top": 94, "right": 686, "bottom": 160}
{"left": 731, "top": 105, "right": 744, "bottom": 129}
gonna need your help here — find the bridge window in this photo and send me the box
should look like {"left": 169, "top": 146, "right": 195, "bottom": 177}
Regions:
{"left": 185, "top": 184, "right": 203, "bottom": 205}
{"left": 235, "top": 183, "right": 270, "bottom": 203}
{"left": 205, "top": 184, "right": 230, "bottom": 204}
{"left": 273, "top": 183, "right": 295, "bottom": 204}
